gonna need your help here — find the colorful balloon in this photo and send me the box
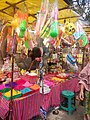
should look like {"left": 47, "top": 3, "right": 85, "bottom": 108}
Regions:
{"left": 25, "top": 40, "right": 29, "bottom": 48}
{"left": 88, "top": 35, "right": 90, "bottom": 41}
{"left": 50, "top": 21, "right": 58, "bottom": 38}
{"left": 20, "top": 20, "right": 26, "bottom": 32}
{"left": 11, "top": 18, "right": 19, "bottom": 28}
{"left": 19, "top": 31, "right": 24, "bottom": 38}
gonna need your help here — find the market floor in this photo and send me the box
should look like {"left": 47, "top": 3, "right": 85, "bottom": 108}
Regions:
{"left": 46, "top": 100, "right": 84, "bottom": 120}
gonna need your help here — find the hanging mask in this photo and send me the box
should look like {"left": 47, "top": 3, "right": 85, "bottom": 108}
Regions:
{"left": 64, "top": 22, "right": 76, "bottom": 35}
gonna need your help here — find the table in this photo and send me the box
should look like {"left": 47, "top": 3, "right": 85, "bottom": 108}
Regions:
{"left": 40, "top": 75, "right": 79, "bottom": 111}
{"left": 0, "top": 90, "right": 40, "bottom": 120}
{"left": 0, "top": 74, "right": 79, "bottom": 120}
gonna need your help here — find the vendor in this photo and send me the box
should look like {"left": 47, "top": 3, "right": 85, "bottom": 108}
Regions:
{"left": 15, "top": 47, "right": 42, "bottom": 71}
{"left": 79, "top": 62, "right": 90, "bottom": 120}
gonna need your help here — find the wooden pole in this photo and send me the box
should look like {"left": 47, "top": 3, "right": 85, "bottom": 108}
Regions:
{"left": 9, "top": 30, "right": 16, "bottom": 120}
{"left": 9, "top": 53, "right": 14, "bottom": 120}
{"left": 81, "top": 47, "right": 85, "bottom": 69}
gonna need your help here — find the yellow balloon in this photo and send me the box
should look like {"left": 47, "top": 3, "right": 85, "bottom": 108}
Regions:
{"left": 11, "top": 18, "right": 19, "bottom": 28}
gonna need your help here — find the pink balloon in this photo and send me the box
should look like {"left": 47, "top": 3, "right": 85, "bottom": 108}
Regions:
{"left": 48, "top": 39, "right": 55, "bottom": 45}
{"left": 88, "top": 35, "right": 90, "bottom": 41}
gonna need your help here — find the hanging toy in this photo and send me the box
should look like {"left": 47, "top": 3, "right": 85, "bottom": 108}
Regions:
{"left": 50, "top": 0, "right": 58, "bottom": 38}
{"left": 66, "top": 54, "right": 76, "bottom": 65}
{"left": 24, "top": 40, "right": 29, "bottom": 49}
{"left": 19, "top": 20, "right": 26, "bottom": 38}
{"left": 50, "top": 21, "right": 58, "bottom": 38}
{"left": 20, "top": 20, "right": 26, "bottom": 31}
{"left": 66, "top": 54, "right": 78, "bottom": 71}
{"left": 64, "top": 22, "right": 76, "bottom": 35}
{"left": 19, "top": 31, "right": 25, "bottom": 38}
{"left": 11, "top": 18, "right": 19, "bottom": 28}
{"left": 78, "top": 34, "right": 88, "bottom": 47}
{"left": 88, "top": 35, "right": 90, "bottom": 41}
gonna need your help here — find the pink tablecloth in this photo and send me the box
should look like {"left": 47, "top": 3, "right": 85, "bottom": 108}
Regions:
{"left": 60, "top": 78, "right": 80, "bottom": 93}
{"left": 40, "top": 77, "right": 79, "bottom": 111}
{"left": 0, "top": 90, "right": 40, "bottom": 120}
{"left": 0, "top": 97, "right": 9, "bottom": 120}
{"left": 0, "top": 75, "right": 79, "bottom": 119}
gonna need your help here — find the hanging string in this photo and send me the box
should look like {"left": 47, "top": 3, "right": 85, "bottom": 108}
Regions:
{"left": 69, "top": 8, "right": 71, "bottom": 23}
{"left": 23, "top": 1, "right": 28, "bottom": 13}
{"left": 64, "top": 19, "right": 66, "bottom": 23}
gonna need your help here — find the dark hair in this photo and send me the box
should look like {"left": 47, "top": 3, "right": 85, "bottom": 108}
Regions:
{"left": 31, "top": 47, "right": 41, "bottom": 60}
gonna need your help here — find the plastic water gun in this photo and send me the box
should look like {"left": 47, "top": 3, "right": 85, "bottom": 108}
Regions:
{"left": 40, "top": 18, "right": 51, "bottom": 38}
{"left": 35, "top": 0, "right": 49, "bottom": 36}
{"left": 66, "top": 54, "right": 78, "bottom": 71}
{"left": 19, "top": 19, "right": 26, "bottom": 38}
{"left": 66, "top": 54, "right": 76, "bottom": 66}
{"left": 50, "top": 0, "right": 58, "bottom": 38}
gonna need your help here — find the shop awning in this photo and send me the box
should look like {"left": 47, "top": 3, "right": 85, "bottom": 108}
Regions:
{"left": 83, "top": 27, "right": 90, "bottom": 35}
{"left": 0, "top": 0, "right": 79, "bottom": 24}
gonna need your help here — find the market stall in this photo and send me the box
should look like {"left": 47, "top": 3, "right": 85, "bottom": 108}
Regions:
{"left": 0, "top": 0, "right": 89, "bottom": 120}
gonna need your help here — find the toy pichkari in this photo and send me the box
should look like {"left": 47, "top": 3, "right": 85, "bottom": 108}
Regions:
{"left": 64, "top": 22, "right": 76, "bottom": 35}
{"left": 66, "top": 54, "right": 78, "bottom": 71}
{"left": 50, "top": 1, "right": 58, "bottom": 38}
{"left": 50, "top": 21, "right": 58, "bottom": 38}
{"left": 19, "top": 20, "right": 26, "bottom": 38}
{"left": 35, "top": 0, "right": 49, "bottom": 36}
{"left": 66, "top": 54, "right": 76, "bottom": 65}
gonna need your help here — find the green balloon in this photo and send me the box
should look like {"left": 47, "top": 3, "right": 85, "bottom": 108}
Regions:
{"left": 50, "top": 21, "right": 58, "bottom": 38}
{"left": 20, "top": 20, "right": 26, "bottom": 32}
{"left": 25, "top": 40, "right": 29, "bottom": 48}
{"left": 19, "top": 31, "right": 24, "bottom": 38}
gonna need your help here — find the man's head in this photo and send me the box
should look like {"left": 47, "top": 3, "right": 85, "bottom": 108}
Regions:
{"left": 31, "top": 47, "right": 41, "bottom": 60}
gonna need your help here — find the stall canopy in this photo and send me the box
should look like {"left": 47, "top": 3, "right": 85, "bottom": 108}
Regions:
{"left": 77, "top": 19, "right": 90, "bottom": 35}
{"left": 0, "top": 0, "right": 80, "bottom": 24}
{"left": 83, "top": 27, "right": 90, "bottom": 35}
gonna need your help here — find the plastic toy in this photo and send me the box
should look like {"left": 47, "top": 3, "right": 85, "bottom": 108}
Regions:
{"left": 64, "top": 22, "right": 75, "bottom": 35}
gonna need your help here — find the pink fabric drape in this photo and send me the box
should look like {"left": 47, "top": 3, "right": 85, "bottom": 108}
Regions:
{"left": 0, "top": 74, "right": 79, "bottom": 119}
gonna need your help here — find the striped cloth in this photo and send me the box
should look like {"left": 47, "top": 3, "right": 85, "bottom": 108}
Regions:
{"left": 40, "top": 77, "right": 79, "bottom": 111}
{"left": 0, "top": 97, "right": 9, "bottom": 119}
{"left": 0, "top": 91, "right": 40, "bottom": 120}
{"left": 12, "top": 91, "right": 40, "bottom": 120}
{"left": 0, "top": 74, "right": 79, "bottom": 119}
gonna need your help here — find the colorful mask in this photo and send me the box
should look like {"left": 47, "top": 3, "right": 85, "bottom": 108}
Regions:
{"left": 64, "top": 22, "right": 76, "bottom": 35}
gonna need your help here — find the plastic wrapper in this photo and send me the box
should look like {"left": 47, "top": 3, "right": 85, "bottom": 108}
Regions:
{"left": 50, "top": 0, "right": 58, "bottom": 38}
{"left": 35, "top": 0, "right": 49, "bottom": 36}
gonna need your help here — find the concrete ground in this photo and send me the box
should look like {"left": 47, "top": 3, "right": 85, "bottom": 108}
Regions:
{"left": 46, "top": 100, "right": 85, "bottom": 120}
{"left": 32, "top": 100, "right": 85, "bottom": 120}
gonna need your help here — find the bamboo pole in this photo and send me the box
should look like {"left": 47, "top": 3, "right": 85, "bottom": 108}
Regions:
{"left": 9, "top": 30, "right": 16, "bottom": 120}
{"left": 81, "top": 47, "right": 85, "bottom": 69}
{"left": 9, "top": 53, "right": 14, "bottom": 120}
